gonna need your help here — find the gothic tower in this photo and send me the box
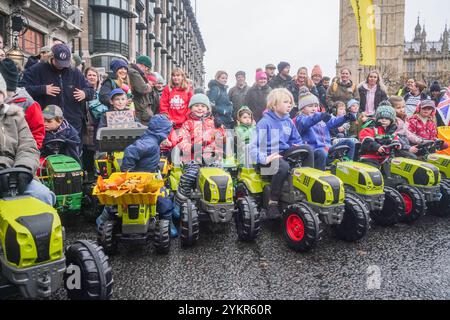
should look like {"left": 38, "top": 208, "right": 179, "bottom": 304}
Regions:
{"left": 337, "top": 0, "right": 405, "bottom": 88}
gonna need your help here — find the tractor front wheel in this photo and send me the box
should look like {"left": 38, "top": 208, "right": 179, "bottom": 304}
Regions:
{"left": 396, "top": 185, "right": 426, "bottom": 224}
{"left": 180, "top": 200, "right": 200, "bottom": 247}
{"left": 334, "top": 193, "right": 370, "bottom": 242}
{"left": 235, "top": 196, "right": 261, "bottom": 242}
{"left": 371, "top": 186, "right": 405, "bottom": 227}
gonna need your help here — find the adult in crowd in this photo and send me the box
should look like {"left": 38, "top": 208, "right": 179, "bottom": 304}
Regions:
{"left": 326, "top": 67, "right": 360, "bottom": 111}
{"left": 20, "top": 43, "right": 94, "bottom": 137}
{"left": 24, "top": 46, "right": 52, "bottom": 70}
{"left": 244, "top": 71, "right": 271, "bottom": 122}
{"left": 228, "top": 71, "right": 249, "bottom": 116}
{"left": 310, "top": 65, "right": 327, "bottom": 109}
{"left": 322, "top": 76, "right": 331, "bottom": 91}
{"left": 207, "top": 71, "right": 234, "bottom": 129}
{"left": 0, "top": 58, "right": 45, "bottom": 149}
{"left": 0, "top": 49, "right": 5, "bottom": 61}
{"left": 153, "top": 72, "right": 166, "bottom": 98}
{"left": 99, "top": 59, "right": 129, "bottom": 108}
{"left": 128, "top": 55, "right": 156, "bottom": 125}
{"left": 404, "top": 80, "right": 428, "bottom": 117}
{"left": 269, "top": 61, "right": 292, "bottom": 89}
{"left": 396, "top": 78, "right": 415, "bottom": 97}
{"left": 287, "top": 67, "right": 319, "bottom": 106}
{"left": 159, "top": 67, "right": 193, "bottom": 129}
{"left": 358, "top": 70, "right": 388, "bottom": 116}
{"left": 265, "top": 64, "right": 276, "bottom": 82}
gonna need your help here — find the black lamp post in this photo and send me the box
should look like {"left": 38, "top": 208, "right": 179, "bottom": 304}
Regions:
{"left": 6, "top": 8, "right": 27, "bottom": 67}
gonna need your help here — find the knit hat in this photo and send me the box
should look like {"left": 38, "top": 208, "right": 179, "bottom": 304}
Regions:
{"left": 430, "top": 81, "right": 441, "bottom": 93}
{"left": 277, "top": 61, "right": 290, "bottom": 73}
{"left": 0, "top": 58, "right": 18, "bottom": 92}
{"left": 110, "top": 59, "right": 128, "bottom": 74}
{"left": 298, "top": 92, "right": 319, "bottom": 111}
{"left": 42, "top": 105, "right": 64, "bottom": 120}
{"left": 265, "top": 64, "right": 276, "bottom": 70}
{"left": 256, "top": 71, "right": 268, "bottom": 81}
{"left": 375, "top": 105, "right": 396, "bottom": 123}
{"left": 235, "top": 71, "right": 246, "bottom": 78}
{"left": 0, "top": 73, "right": 6, "bottom": 97}
{"left": 136, "top": 55, "right": 152, "bottom": 69}
{"left": 237, "top": 106, "right": 254, "bottom": 121}
{"left": 347, "top": 99, "right": 360, "bottom": 110}
{"left": 189, "top": 93, "right": 211, "bottom": 110}
{"left": 311, "top": 65, "right": 323, "bottom": 78}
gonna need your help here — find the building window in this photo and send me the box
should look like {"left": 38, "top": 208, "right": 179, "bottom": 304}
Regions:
{"left": 19, "top": 27, "right": 44, "bottom": 55}
{"left": 91, "top": 55, "right": 127, "bottom": 73}
{"left": 429, "top": 61, "right": 437, "bottom": 73}
{"left": 93, "top": 0, "right": 129, "bottom": 10}
{"left": 407, "top": 61, "right": 415, "bottom": 74}
{"left": 91, "top": 10, "right": 130, "bottom": 57}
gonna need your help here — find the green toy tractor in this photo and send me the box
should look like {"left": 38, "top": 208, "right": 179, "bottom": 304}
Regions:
{"left": 375, "top": 141, "right": 442, "bottom": 224}
{"left": 170, "top": 158, "right": 259, "bottom": 246}
{"left": 236, "top": 147, "right": 351, "bottom": 252}
{"left": 0, "top": 168, "right": 113, "bottom": 299}
{"left": 327, "top": 145, "right": 406, "bottom": 228}
{"left": 39, "top": 139, "right": 84, "bottom": 218}
{"left": 415, "top": 140, "right": 450, "bottom": 217}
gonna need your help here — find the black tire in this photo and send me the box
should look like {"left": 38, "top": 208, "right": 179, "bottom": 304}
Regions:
{"left": 97, "top": 221, "right": 118, "bottom": 255}
{"left": 282, "top": 204, "right": 321, "bottom": 252}
{"left": 180, "top": 200, "right": 200, "bottom": 247}
{"left": 396, "top": 185, "right": 426, "bottom": 223}
{"left": 428, "top": 180, "right": 450, "bottom": 217}
{"left": 154, "top": 219, "right": 170, "bottom": 254}
{"left": 235, "top": 196, "right": 261, "bottom": 242}
{"left": 64, "top": 240, "right": 114, "bottom": 300}
{"left": 371, "top": 186, "right": 405, "bottom": 227}
{"left": 334, "top": 193, "right": 370, "bottom": 242}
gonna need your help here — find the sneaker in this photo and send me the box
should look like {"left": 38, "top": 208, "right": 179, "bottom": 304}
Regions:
{"left": 266, "top": 203, "right": 281, "bottom": 220}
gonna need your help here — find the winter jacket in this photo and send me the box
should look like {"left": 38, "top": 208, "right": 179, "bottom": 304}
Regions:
{"left": 20, "top": 61, "right": 95, "bottom": 134}
{"left": 176, "top": 112, "right": 226, "bottom": 162}
{"left": 121, "top": 116, "right": 173, "bottom": 172}
{"left": 42, "top": 120, "right": 81, "bottom": 163}
{"left": 235, "top": 123, "right": 256, "bottom": 165}
{"left": 408, "top": 114, "right": 438, "bottom": 141}
{"left": 98, "top": 77, "right": 120, "bottom": 108}
{"left": 358, "top": 84, "right": 388, "bottom": 114}
{"left": 0, "top": 103, "right": 39, "bottom": 173}
{"left": 5, "top": 88, "right": 45, "bottom": 149}
{"left": 128, "top": 63, "right": 154, "bottom": 125}
{"left": 244, "top": 84, "right": 271, "bottom": 122}
{"left": 159, "top": 85, "right": 193, "bottom": 129}
{"left": 228, "top": 84, "right": 249, "bottom": 115}
{"left": 268, "top": 74, "right": 292, "bottom": 89}
{"left": 24, "top": 56, "right": 40, "bottom": 70}
{"left": 359, "top": 124, "right": 399, "bottom": 163}
{"left": 207, "top": 80, "right": 234, "bottom": 129}
{"left": 326, "top": 80, "right": 360, "bottom": 111}
{"left": 250, "top": 110, "right": 303, "bottom": 165}
{"left": 316, "top": 81, "right": 328, "bottom": 111}
{"left": 396, "top": 117, "right": 423, "bottom": 150}
{"left": 295, "top": 113, "right": 353, "bottom": 150}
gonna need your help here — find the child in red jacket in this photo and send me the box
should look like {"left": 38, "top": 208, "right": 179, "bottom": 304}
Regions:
{"left": 408, "top": 100, "right": 438, "bottom": 141}
{"left": 359, "top": 104, "right": 400, "bottom": 167}
{"left": 159, "top": 67, "right": 193, "bottom": 129}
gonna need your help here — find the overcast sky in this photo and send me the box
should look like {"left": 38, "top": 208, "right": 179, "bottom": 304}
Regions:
{"left": 195, "top": 0, "right": 450, "bottom": 87}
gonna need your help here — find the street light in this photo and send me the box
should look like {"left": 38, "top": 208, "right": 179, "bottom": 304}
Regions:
{"left": 6, "top": 8, "right": 27, "bottom": 67}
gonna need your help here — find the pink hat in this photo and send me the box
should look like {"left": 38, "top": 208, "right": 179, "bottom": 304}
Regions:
{"left": 311, "top": 65, "right": 323, "bottom": 78}
{"left": 256, "top": 71, "right": 268, "bottom": 81}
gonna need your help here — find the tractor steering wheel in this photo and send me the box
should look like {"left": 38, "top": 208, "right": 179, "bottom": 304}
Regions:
{"left": 0, "top": 167, "right": 33, "bottom": 197}
{"left": 284, "top": 147, "right": 310, "bottom": 166}
{"left": 44, "top": 139, "right": 67, "bottom": 155}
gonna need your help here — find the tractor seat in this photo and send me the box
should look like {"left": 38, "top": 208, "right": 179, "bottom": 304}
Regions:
{"left": 328, "top": 145, "right": 350, "bottom": 161}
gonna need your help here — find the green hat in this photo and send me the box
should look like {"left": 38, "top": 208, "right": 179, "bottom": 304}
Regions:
{"left": 189, "top": 93, "right": 211, "bottom": 110}
{"left": 136, "top": 55, "right": 152, "bottom": 69}
{"left": 375, "top": 105, "right": 396, "bottom": 123}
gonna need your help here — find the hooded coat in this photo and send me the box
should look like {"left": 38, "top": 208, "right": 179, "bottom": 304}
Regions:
{"left": 207, "top": 80, "right": 234, "bottom": 129}
{"left": 326, "top": 79, "right": 360, "bottom": 111}
{"left": 244, "top": 83, "right": 271, "bottom": 122}
{"left": 159, "top": 85, "right": 193, "bottom": 129}
{"left": 42, "top": 119, "right": 81, "bottom": 163}
{"left": 121, "top": 115, "right": 173, "bottom": 172}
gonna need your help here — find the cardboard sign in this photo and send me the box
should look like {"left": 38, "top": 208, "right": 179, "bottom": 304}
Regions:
{"left": 106, "top": 110, "right": 137, "bottom": 129}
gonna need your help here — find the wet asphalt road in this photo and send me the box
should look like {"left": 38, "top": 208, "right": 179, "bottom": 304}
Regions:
{"left": 23, "top": 213, "right": 450, "bottom": 300}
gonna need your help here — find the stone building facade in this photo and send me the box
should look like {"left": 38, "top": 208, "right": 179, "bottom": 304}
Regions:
{"left": 0, "top": 0, "right": 206, "bottom": 87}
{"left": 337, "top": 0, "right": 449, "bottom": 92}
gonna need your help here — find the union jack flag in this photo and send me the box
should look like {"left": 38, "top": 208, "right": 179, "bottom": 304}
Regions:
{"left": 437, "top": 86, "right": 450, "bottom": 125}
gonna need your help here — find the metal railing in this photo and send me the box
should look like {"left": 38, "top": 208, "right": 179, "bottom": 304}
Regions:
{"left": 36, "top": 0, "right": 73, "bottom": 19}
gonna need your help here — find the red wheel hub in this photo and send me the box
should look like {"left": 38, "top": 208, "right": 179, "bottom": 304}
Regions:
{"left": 401, "top": 193, "right": 413, "bottom": 215}
{"left": 286, "top": 214, "right": 305, "bottom": 242}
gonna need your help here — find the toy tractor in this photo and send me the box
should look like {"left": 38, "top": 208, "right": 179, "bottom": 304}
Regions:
{"left": 415, "top": 140, "right": 450, "bottom": 217}
{"left": 169, "top": 157, "right": 259, "bottom": 246}
{"left": 326, "top": 145, "right": 405, "bottom": 229}
{"left": 38, "top": 139, "right": 84, "bottom": 218}
{"left": 375, "top": 141, "right": 442, "bottom": 224}
{"left": 236, "top": 147, "right": 349, "bottom": 252}
{"left": 95, "top": 172, "right": 171, "bottom": 255}
{"left": 0, "top": 168, "right": 113, "bottom": 300}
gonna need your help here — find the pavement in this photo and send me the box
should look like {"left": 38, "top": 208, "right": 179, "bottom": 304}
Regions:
{"left": 44, "top": 213, "right": 450, "bottom": 300}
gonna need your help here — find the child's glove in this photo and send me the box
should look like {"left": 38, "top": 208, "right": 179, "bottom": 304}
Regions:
{"left": 321, "top": 112, "right": 332, "bottom": 123}
{"left": 15, "top": 166, "right": 33, "bottom": 195}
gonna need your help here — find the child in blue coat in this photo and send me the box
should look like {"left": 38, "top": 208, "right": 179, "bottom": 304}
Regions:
{"left": 295, "top": 92, "right": 357, "bottom": 171}
{"left": 250, "top": 89, "right": 314, "bottom": 219}
{"left": 96, "top": 114, "right": 179, "bottom": 237}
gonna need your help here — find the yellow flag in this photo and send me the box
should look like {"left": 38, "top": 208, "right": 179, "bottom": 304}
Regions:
{"left": 351, "top": 0, "right": 377, "bottom": 66}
